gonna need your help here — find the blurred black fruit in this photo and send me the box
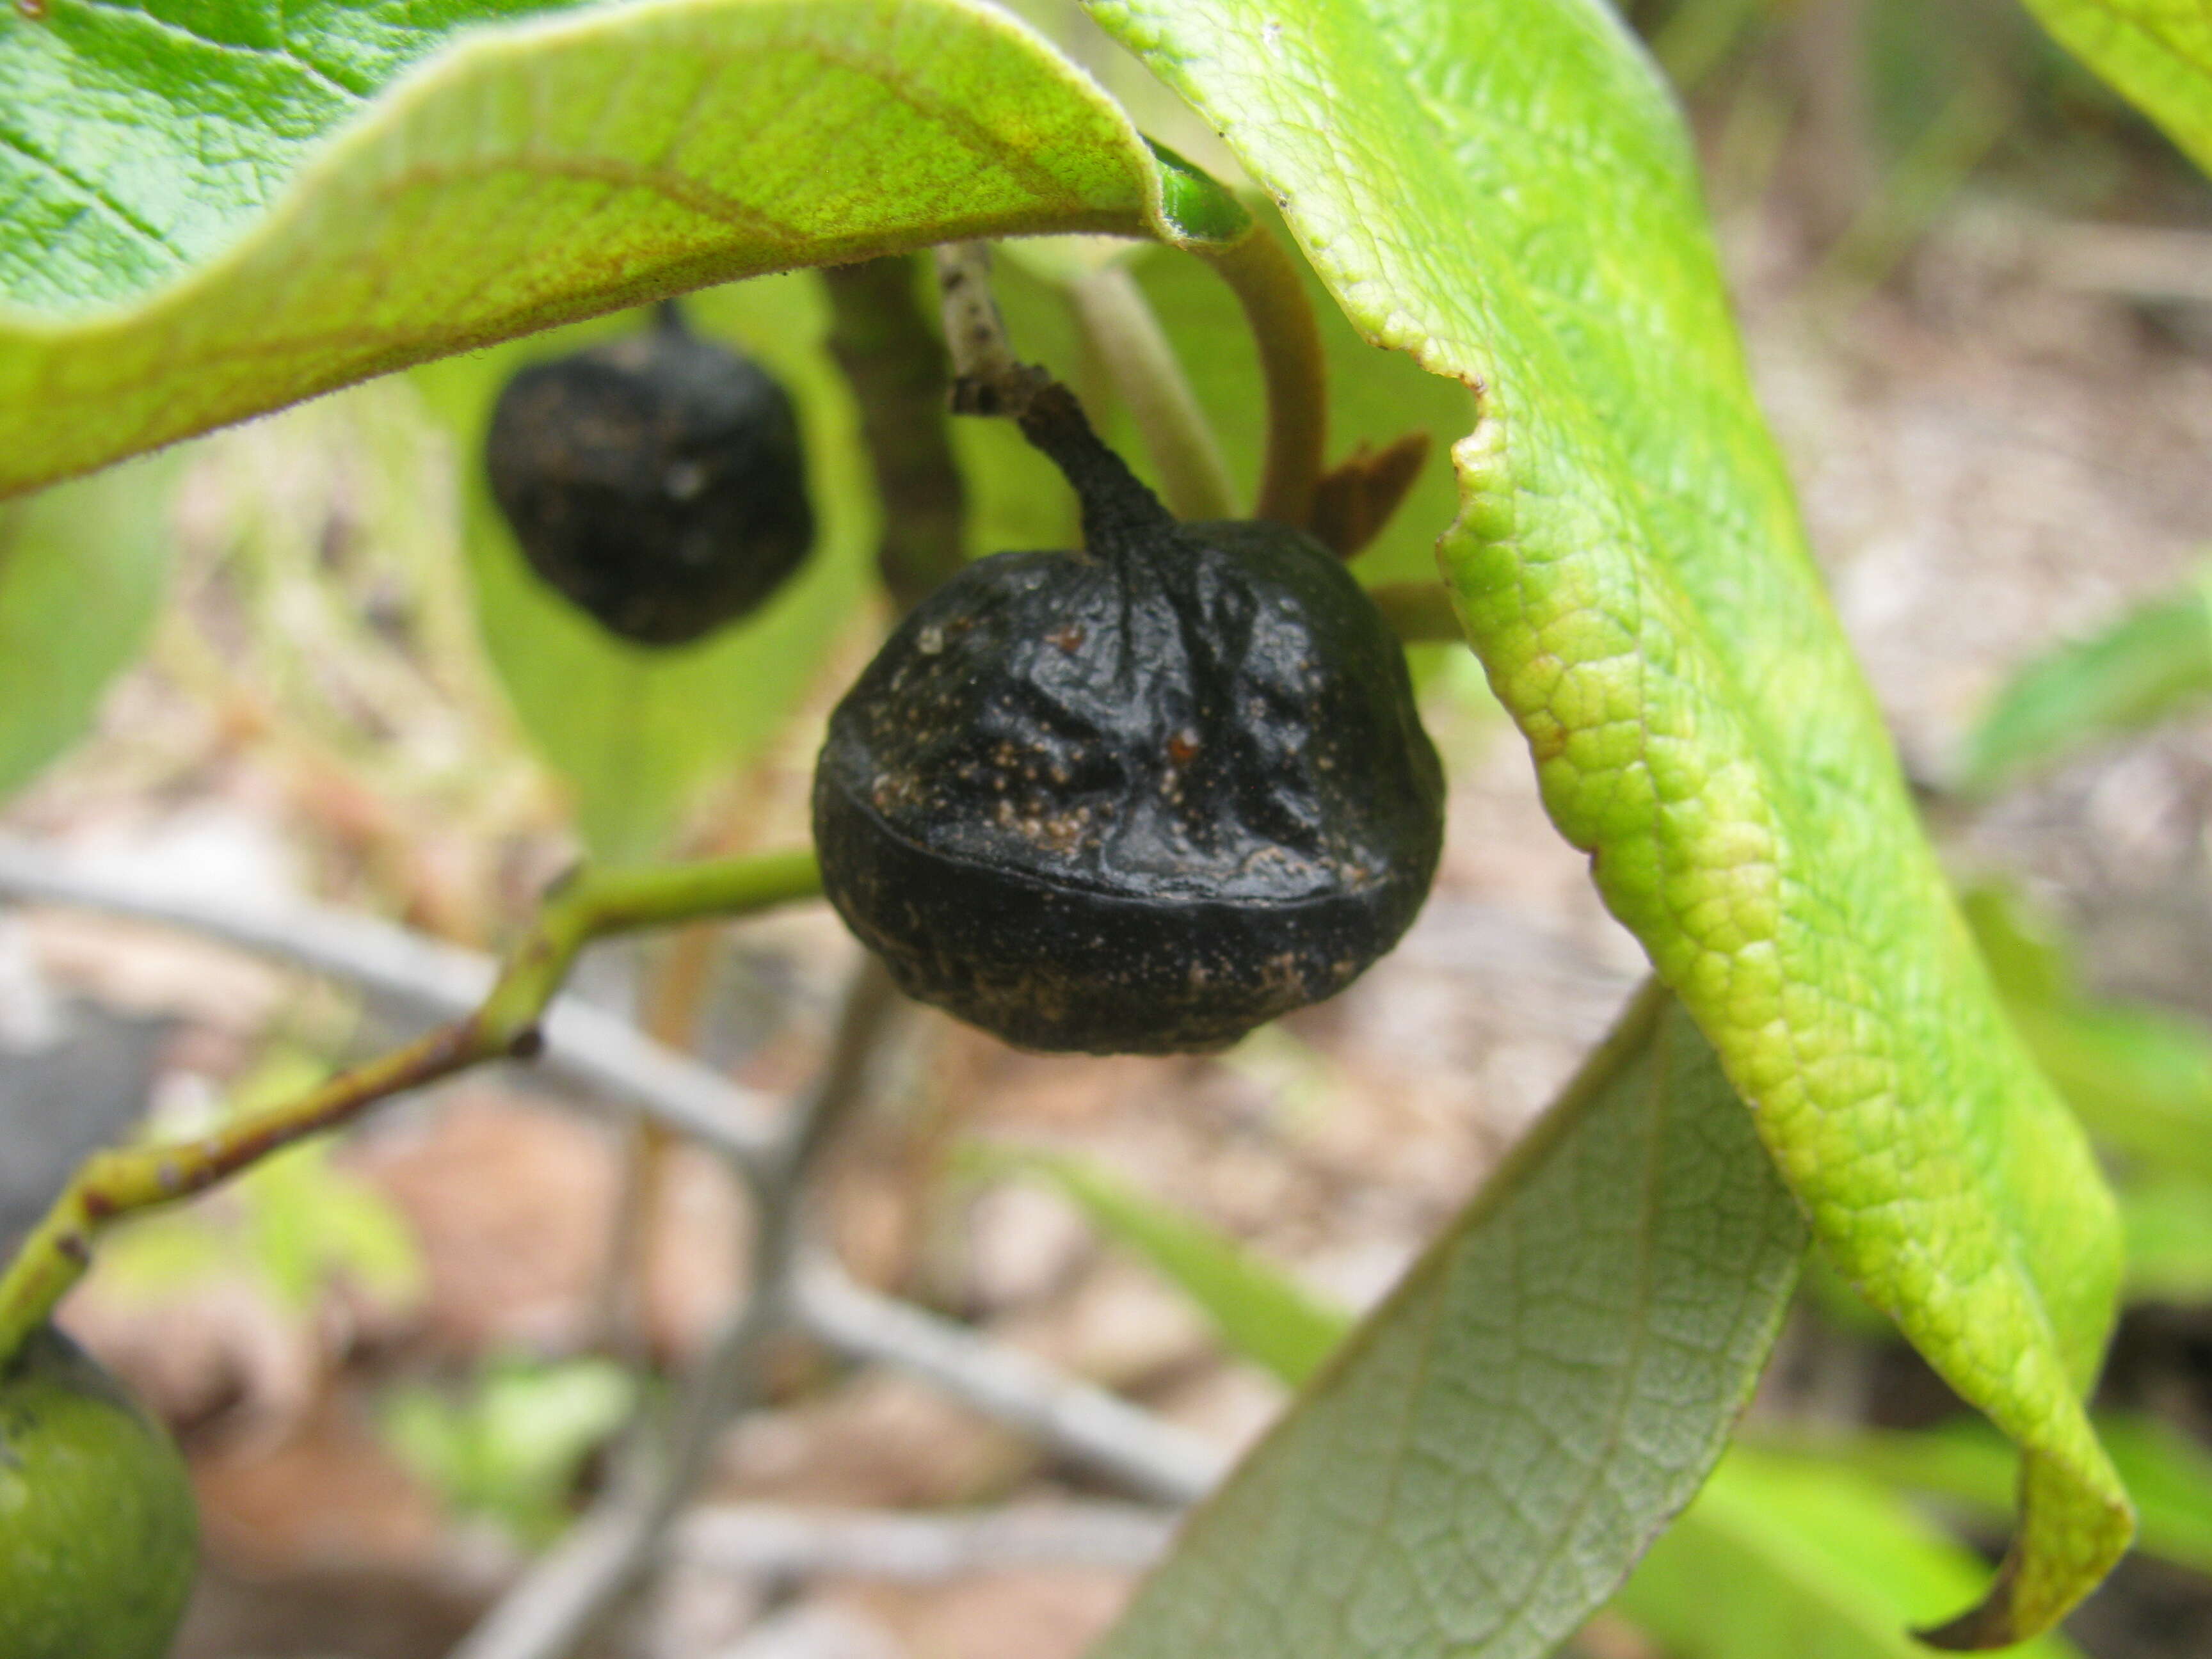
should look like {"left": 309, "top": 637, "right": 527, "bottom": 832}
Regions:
{"left": 0, "top": 1324, "right": 198, "bottom": 1659}
{"left": 813, "top": 385, "right": 1444, "bottom": 1055}
{"left": 485, "top": 304, "right": 813, "bottom": 646}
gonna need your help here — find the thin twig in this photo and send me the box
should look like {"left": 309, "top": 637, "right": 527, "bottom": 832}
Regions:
{"left": 593, "top": 925, "right": 723, "bottom": 1363}
{"left": 674, "top": 1500, "right": 1177, "bottom": 1582}
{"left": 940, "top": 229, "right": 1326, "bottom": 533}
{"left": 792, "top": 1254, "right": 1228, "bottom": 1507}
{"left": 0, "top": 847, "right": 1236, "bottom": 1621}
{"left": 452, "top": 960, "right": 911, "bottom": 1659}
{"left": 1364, "top": 581, "right": 1466, "bottom": 643}
{"left": 0, "top": 842, "right": 821, "bottom": 1359}
{"left": 933, "top": 242, "right": 1052, "bottom": 418}
{"left": 1190, "top": 223, "right": 1327, "bottom": 529}
{"left": 0, "top": 836, "right": 783, "bottom": 1165}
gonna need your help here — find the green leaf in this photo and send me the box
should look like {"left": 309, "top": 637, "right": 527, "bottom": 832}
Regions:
{"left": 970, "top": 1143, "right": 1348, "bottom": 1388}
{"left": 383, "top": 1354, "right": 636, "bottom": 1545}
{"left": 2097, "top": 1416, "right": 2212, "bottom": 1578}
{"left": 1086, "top": 1, "right": 2131, "bottom": 1636}
{"left": 1134, "top": 220, "right": 1475, "bottom": 591}
{"left": 0, "top": 455, "right": 173, "bottom": 803}
{"left": 1959, "top": 577, "right": 2212, "bottom": 796}
{"left": 1617, "top": 1447, "right": 2084, "bottom": 1659}
{"left": 1094, "top": 988, "right": 1807, "bottom": 1659}
{"left": 1007, "top": 1037, "right": 2068, "bottom": 1659}
{"left": 2009, "top": 0, "right": 2212, "bottom": 176}
{"left": 1779, "top": 1415, "right": 2212, "bottom": 1583}
{"left": 0, "top": 1, "right": 600, "bottom": 310}
{"left": 2118, "top": 1178, "right": 2212, "bottom": 1302}
{"left": 415, "top": 278, "right": 870, "bottom": 860}
{"left": 0, "top": 0, "right": 1235, "bottom": 500}
{"left": 1964, "top": 883, "right": 2212, "bottom": 1187}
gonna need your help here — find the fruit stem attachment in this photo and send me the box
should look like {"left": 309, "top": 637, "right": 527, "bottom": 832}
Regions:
{"left": 933, "top": 243, "right": 1178, "bottom": 559}
{"left": 934, "top": 241, "right": 1052, "bottom": 419}
{"left": 1190, "top": 220, "right": 1327, "bottom": 530}
{"left": 0, "top": 848, "right": 824, "bottom": 1368}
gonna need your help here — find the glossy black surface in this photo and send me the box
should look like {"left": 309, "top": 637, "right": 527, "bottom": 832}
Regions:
{"left": 816, "top": 399, "right": 1443, "bottom": 1054}
{"left": 485, "top": 316, "right": 813, "bottom": 647}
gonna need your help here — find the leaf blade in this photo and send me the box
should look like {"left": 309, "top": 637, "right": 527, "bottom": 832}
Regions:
{"left": 1093, "top": 988, "right": 1807, "bottom": 1659}
{"left": 1959, "top": 577, "right": 2212, "bottom": 796}
{"left": 1083, "top": 2, "right": 2132, "bottom": 1637}
{"left": 1619, "top": 1448, "right": 2085, "bottom": 1659}
{"left": 0, "top": 0, "right": 1210, "bottom": 499}
{"left": 2010, "top": 0, "right": 2212, "bottom": 176}
{"left": 0, "top": 456, "right": 173, "bottom": 803}
{"left": 973, "top": 1143, "right": 1348, "bottom": 1389}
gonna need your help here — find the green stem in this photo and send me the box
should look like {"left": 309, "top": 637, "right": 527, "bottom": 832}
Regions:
{"left": 1190, "top": 221, "right": 1327, "bottom": 530}
{"left": 0, "top": 847, "right": 822, "bottom": 1366}
{"left": 1067, "top": 264, "right": 1238, "bottom": 522}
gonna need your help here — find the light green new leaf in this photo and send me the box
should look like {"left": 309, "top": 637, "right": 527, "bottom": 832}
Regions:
{"left": 1094, "top": 988, "right": 1807, "bottom": 1659}
{"left": 1618, "top": 1448, "right": 2083, "bottom": 1659}
{"left": 1787, "top": 1415, "right": 2212, "bottom": 1583}
{"left": 973, "top": 1143, "right": 1348, "bottom": 1388}
{"left": 1086, "top": 0, "right": 2129, "bottom": 1639}
{"left": 413, "top": 278, "right": 871, "bottom": 861}
{"left": 1960, "top": 576, "right": 2212, "bottom": 796}
{"left": 2117, "top": 1178, "right": 2212, "bottom": 1302}
{"left": 2010, "top": 0, "right": 2212, "bottom": 175}
{"left": 0, "top": 0, "right": 1231, "bottom": 500}
{"left": 0, "top": 456, "right": 174, "bottom": 804}
{"left": 1964, "top": 883, "right": 2212, "bottom": 1188}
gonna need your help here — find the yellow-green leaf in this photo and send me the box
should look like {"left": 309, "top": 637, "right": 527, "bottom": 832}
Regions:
{"left": 1096, "top": 989, "right": 1807, "bottom": 1659}
{"left": 0, "top": 0, "right": 1230, "bottom": 500}
{"left": 2012, "top": 0, "right": 2212, "bottom": 175}
{"left": 1086, "top": 0, "right": 2131, "bottom": 1639}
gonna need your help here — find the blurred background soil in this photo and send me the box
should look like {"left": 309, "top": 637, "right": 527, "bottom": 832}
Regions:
{"left": 10, "top": 2, "right": 2212, "bottom": 1655}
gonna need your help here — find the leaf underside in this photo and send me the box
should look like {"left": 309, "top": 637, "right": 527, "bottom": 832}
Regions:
{"left": 1094, "top": 988, "right": 1806, "bottom": 1659}
{"left": 1083, "top": 0, "right": 2129, "bottom": 1640}
{"left": 0, "top": 458, "right": 173, "bottom": 803}
{"left": 0, "top": 0, "right": 1194, "bottom": 500}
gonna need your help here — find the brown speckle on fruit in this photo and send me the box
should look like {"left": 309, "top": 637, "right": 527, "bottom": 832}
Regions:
{"left": 812, "top": 386, "right": 1443, "bottom": 1055}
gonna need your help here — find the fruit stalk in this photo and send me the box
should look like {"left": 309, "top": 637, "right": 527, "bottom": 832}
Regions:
{"left": 0, "top": 847, "right": 823, "bottom": 1367}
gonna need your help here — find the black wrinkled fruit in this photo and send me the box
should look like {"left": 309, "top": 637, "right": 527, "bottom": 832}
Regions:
{"left": 485, "top": 306, "right": 813, "bottom": 647}
{"left": 813, "top": 387, "right": 1444, "bottom": 1055}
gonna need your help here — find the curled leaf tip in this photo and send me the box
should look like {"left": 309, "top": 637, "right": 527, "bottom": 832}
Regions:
{"left": 1914, "top": 1455, "right": 2134, "bottom": 1651}
{"left": 1914, "top": 1561, "right": 2023, "bottom": 1652}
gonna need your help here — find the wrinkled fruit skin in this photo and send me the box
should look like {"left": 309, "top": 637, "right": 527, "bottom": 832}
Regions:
{"left": 815, "top": 514, "right": 1444, "bottom": 1055}
{"left": 486, "top": 321, "right": 813, "bottom": 647}
{"left": 0, "top": 1326, "right": 198, "bottom": 1659}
